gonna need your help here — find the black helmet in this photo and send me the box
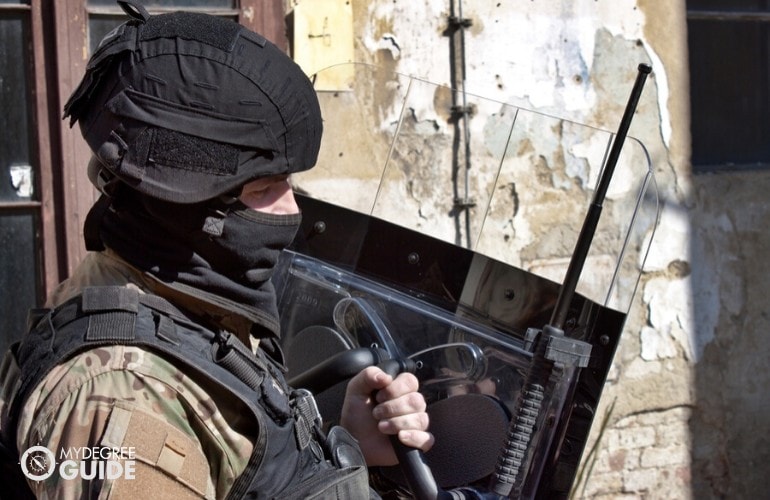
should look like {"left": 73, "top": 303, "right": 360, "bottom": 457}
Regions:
{"left": 65, "top": 0, "right": 322, "bottom": 203}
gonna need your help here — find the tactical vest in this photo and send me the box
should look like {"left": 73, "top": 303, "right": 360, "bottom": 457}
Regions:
{"left": 0, "top": 286, "right": 372, "bottom": 499}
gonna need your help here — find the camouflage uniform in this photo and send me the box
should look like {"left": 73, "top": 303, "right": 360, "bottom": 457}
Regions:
{"left": 1, "top": 249, "right": 256, "bottom": 499}
{"left": 0, "top": 5, "right": 378, "bottom": 498}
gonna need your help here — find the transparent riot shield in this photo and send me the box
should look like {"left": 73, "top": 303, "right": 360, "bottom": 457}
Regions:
{"left": 273, "top": 63, "right": 658, "bottom": 499}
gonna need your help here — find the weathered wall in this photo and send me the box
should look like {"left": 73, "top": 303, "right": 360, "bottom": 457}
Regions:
{"left": 687, "top": 170, "right": 770, "bottom": 499}
{"left": 286, "top": 0, "right": 770, "bottom": 498}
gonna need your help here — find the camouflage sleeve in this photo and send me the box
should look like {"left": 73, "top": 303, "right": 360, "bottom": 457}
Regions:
{"left": 16, "top": 345, "right": 254, "bottom": 499}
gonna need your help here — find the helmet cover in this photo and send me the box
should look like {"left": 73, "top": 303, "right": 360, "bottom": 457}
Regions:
{"left": 65, "top": 1, "right": 322, "bottom": 203}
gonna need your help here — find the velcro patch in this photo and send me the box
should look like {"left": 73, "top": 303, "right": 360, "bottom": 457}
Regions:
{"left": 101, "top": 402, "right": 212, "bottom": 499}
{"left": 149, "top": 128, "right": 239, "bottom": 176}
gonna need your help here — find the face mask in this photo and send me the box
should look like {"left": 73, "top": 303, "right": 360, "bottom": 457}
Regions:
{"left": 192, "top": 202, "right": 302, "bottom": 288}
{"left": 99, "top": 193, "right": 302, "bottom": 337}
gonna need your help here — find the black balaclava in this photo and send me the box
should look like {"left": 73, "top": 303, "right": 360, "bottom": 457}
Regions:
{"left": 99, "top": 188, "right": 301, "bottom": 338}
{"left": 63, "top": 3, "right": 323, "bottom": 338}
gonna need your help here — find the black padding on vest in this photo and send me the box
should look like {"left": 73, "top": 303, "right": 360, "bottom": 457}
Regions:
{"left": 139, "top": 293, "right": 186, "bottom": 319}
{"left": 140, "top": 11, "right": 241, "bottom": 52}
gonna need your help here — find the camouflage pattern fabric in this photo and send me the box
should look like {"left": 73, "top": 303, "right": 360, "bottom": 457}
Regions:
{"left": 3, "top": 250, "right": 257, "bottom": 498}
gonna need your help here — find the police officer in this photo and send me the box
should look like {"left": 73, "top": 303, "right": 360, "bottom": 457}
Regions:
{"left": 0, "top": 2, "right": 432, "bottom": 498}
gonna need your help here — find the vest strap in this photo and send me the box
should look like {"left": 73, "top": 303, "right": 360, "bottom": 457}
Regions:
{"left": 86, "top": 311, "right": 136, "bottom": 341}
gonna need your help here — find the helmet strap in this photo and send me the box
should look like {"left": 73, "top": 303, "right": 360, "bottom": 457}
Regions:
{"left": 84, "top": 194, "right": 113, "bottom": 251}
{"left": 117, "top": 1, "right": 151, "bottom": 23}
{"left": 82, "top": 166, "right": 125, "bottom": 251}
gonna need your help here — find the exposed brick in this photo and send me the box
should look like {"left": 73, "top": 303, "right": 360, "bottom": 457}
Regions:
{"left": 608, "top": 426, "right": 657, "bottom": 451}
{"left": 641, "top": 444, "right": 690, "bottom": 469}
{"left": 582, "top": 471, "right": 625, "bottom": 497}
{"left": 623, "top": 467, "right": 658, "bottom": 492}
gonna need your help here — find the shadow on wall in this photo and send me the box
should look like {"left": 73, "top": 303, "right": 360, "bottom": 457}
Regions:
{"left": 689, "top": 169, "right": 770, "bottom": 498}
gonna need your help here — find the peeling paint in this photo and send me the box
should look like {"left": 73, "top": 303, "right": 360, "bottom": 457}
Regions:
{"left": 377, "top": 33, "right": 401, "bottom": 59}
{"left": 641, "top": 325, "right": 679, "bottom": 361}
{"left": 644, "top": 276, "right": 696, "bottom": 361}
{"left": 308, "top": 3, "right": 708, "bottom": 497}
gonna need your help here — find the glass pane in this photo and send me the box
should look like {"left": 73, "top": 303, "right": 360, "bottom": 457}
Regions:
{"left": 89, "top": 0, "right": 234, "bottom": 7}
{"left": 689, "top": 19, "right": 770, "bottom": 166}
{"left": 0, "top": 12, "right": 33, "bottom": 201}
{"left": 0, "top": 0, "right": 30, "bottom": 4}
{"left": 89, "top": 15, "right": 126, "bottom": 54}
{"left": 0, "top": 212, "right": 39, "bottom": 355}
{"left": 298, "top": 64, "right": 658, "bottom": 314}
{"left": 688, "top": 0, "right": 770, "bottom": 12}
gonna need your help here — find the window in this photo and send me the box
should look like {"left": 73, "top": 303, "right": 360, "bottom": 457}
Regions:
{"left": 687, "top": 1, "right": 770, "bottom": 171}
{"left": 86, "top": 0, "right": 240, "bottom": 54}
{"left": 0, "top": 0, "right": 285, "bottom": 353}
{"left": 0, "top": 1, "right": 45, "bottom": 354}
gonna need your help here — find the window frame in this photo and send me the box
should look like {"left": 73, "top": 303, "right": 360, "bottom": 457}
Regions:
{"left": 0, "top": 1, "right": 59, "bottom": 301}
{"left": 686, "top": 3, "right": 770, "bottom": 172}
